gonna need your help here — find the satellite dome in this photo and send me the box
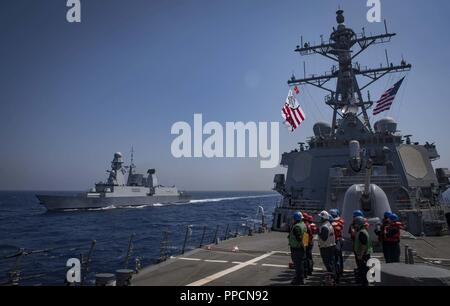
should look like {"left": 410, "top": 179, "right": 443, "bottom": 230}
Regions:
{"left": 113, "top": 152, "right": 124, "bottom": 163}
{"left": 313, "top": 122, "right": 332, "bottom": 137}
{"left": 374, "top": 117, "right": 397, "bottom": 134}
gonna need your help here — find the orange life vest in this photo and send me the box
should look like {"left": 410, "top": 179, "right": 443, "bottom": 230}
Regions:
{"left": 310, "top": 223, "right": 318, "bottom": 235}
{"left": 384, "top": 221, "right": 402, "bottom": 242}
{"left": 349, "top": 222, "right": 356, "bottom": 241}
{"left": 378, "top": 218, "right": 390, "bottom": 242}
{"left": 331, "top": 217, "right": 344, "bottom": 241}
{"left": 305, "top": 221, "right": 317, "bottom": 246}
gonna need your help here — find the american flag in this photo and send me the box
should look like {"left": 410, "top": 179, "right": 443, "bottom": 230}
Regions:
{"left": 373, "top": 77, "right": 405, "bottom": 115}
{"left": 282, "top": 86, "right": 305, "bottom": 132}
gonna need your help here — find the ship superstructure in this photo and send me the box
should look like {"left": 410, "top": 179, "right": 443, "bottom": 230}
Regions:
{"left": 272, "top": 10, "right": 450, "bottom": 235}
{"left": 37, "top": 151, "right": 189, "bottom": 211}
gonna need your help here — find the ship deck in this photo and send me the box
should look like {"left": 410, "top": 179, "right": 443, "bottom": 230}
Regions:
{"left": 131, "top": 230, "right": 450, "bottom": 286}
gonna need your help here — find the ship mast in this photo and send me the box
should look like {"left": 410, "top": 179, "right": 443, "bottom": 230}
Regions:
{"left": 288, "top": 10, "right": 411, "bottom": 136}
{"left": 129, "top": 146, "right": 136, "bottom": 176}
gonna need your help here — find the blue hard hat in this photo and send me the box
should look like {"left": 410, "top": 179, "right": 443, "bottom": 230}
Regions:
{"left": 293, "top": 211, "right": 303, "bottom": 221}
{"left": 353, "top": 210, "right": 364, "bottom": 218}
{"left": 335, "top": 208, "right": 341, "bottom": 217}
{"left": 329, "top": 209, "right": 338, "bottom": 218}
{"left": 384, "top": 211, "right": 392, "bottom": 219}
{"left": 388, "top": 213, "right": 399, "bottom": 222}
{"left": 354, "top": 216, "right": 365, "bottom": 227}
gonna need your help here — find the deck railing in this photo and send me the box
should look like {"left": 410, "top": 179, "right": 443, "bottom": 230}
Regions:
{"left": 0, "top": 218, "right": 269, "bottom": 286}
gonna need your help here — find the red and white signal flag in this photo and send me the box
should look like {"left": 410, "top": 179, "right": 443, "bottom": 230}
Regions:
{"left": 281, "top": 86, "right": 305, "bottom": 132}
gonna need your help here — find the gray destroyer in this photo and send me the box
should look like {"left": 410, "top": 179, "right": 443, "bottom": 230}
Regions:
{"left": 272, "top": 10, "right": 450, "bottom": 237}
{"left": 37, "top": 151, "right": 189, "bottom": 211}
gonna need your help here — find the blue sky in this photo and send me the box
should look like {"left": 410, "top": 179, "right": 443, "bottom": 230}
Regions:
{"left": 0, "top": 0, "right": 450, "bottom": 191}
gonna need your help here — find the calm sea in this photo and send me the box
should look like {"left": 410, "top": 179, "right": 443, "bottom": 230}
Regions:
{"left": 0, "top": 191, "right": 280, "bottom": 285}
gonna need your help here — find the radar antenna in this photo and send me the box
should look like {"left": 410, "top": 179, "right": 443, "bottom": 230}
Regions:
{"left": 289, "top": 10, "right": 411, "bottom": 136}
{"left": 128, "top": 146, "right": 136, "bottom": 176}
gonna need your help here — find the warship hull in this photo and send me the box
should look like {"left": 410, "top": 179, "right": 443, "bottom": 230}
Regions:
{"left": 36, "top": 194, "right": 191, "bottom": 211}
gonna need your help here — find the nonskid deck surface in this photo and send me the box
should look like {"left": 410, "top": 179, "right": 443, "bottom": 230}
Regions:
{"left": 132, "top": 231, "right": 450, "bottom": 286}
{"left": 132, "top": 231, "right": 361, "bottom": 286}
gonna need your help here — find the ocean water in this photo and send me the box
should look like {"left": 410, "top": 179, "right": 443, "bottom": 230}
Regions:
{"left": 0, "top": 191, "right": 280, "bottom": 285}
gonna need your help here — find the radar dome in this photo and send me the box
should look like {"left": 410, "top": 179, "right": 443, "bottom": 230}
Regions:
{"left": 374, "top": 117, "right": 397, "bottom": 134}
{"left": 113, "top": 152, "right": 124, "bottom": 163}
{"left": 313, "top": 122, "right": 332, "bottom": 137}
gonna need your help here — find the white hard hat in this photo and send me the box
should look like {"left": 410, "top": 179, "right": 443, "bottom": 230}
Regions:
{"left": 318, "top": 210, "right": 330, "bottom": 220}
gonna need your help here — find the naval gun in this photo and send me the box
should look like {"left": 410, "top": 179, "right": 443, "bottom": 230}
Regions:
{"left": 342, "top": 140, "right": 391, "bottom": 240}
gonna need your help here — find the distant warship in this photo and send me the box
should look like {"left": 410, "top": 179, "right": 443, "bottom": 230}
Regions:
{"left": 37, "top": 151, "right": 190, "bottom": 211}
{"left": 272, "top": 10, "right": 450, "bottom": 237}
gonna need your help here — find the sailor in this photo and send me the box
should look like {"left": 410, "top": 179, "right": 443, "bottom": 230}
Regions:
{"left": 349, "top": 210, "right": 369, "bottom": 271}
{"left": 302, "top": 212, "right": 317, "bottom": 277}
{"left": 383, "top": 213, "right": 403, "bottom": 263}
{"left": 353, "top": 216, "right": 373, "bottom": 286}
{"left": 375, "top": 211, "right": 392, "bottom": 262}
{"left": 329, "top": 208, "right": 344, "bottom": 278}
{"left": 288, "top": 211, "right": 307, "bottom": 285}
{"left": 348, "top": 210, "right": 366, "bottom": 241}
{"left": 317, "top": 210, "right": 336, "bottom": 281}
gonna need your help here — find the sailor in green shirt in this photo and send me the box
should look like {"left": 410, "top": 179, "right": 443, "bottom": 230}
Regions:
{"left": 288, "top": 211, "right": 307, "bottom": 285}
{"left": 353, "top": 216, "right": 373, "bottom": 286}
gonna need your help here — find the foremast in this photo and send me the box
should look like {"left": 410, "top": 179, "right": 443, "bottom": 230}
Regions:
{"left": 288, "top": 10, "right": 411, "bottom": 136}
